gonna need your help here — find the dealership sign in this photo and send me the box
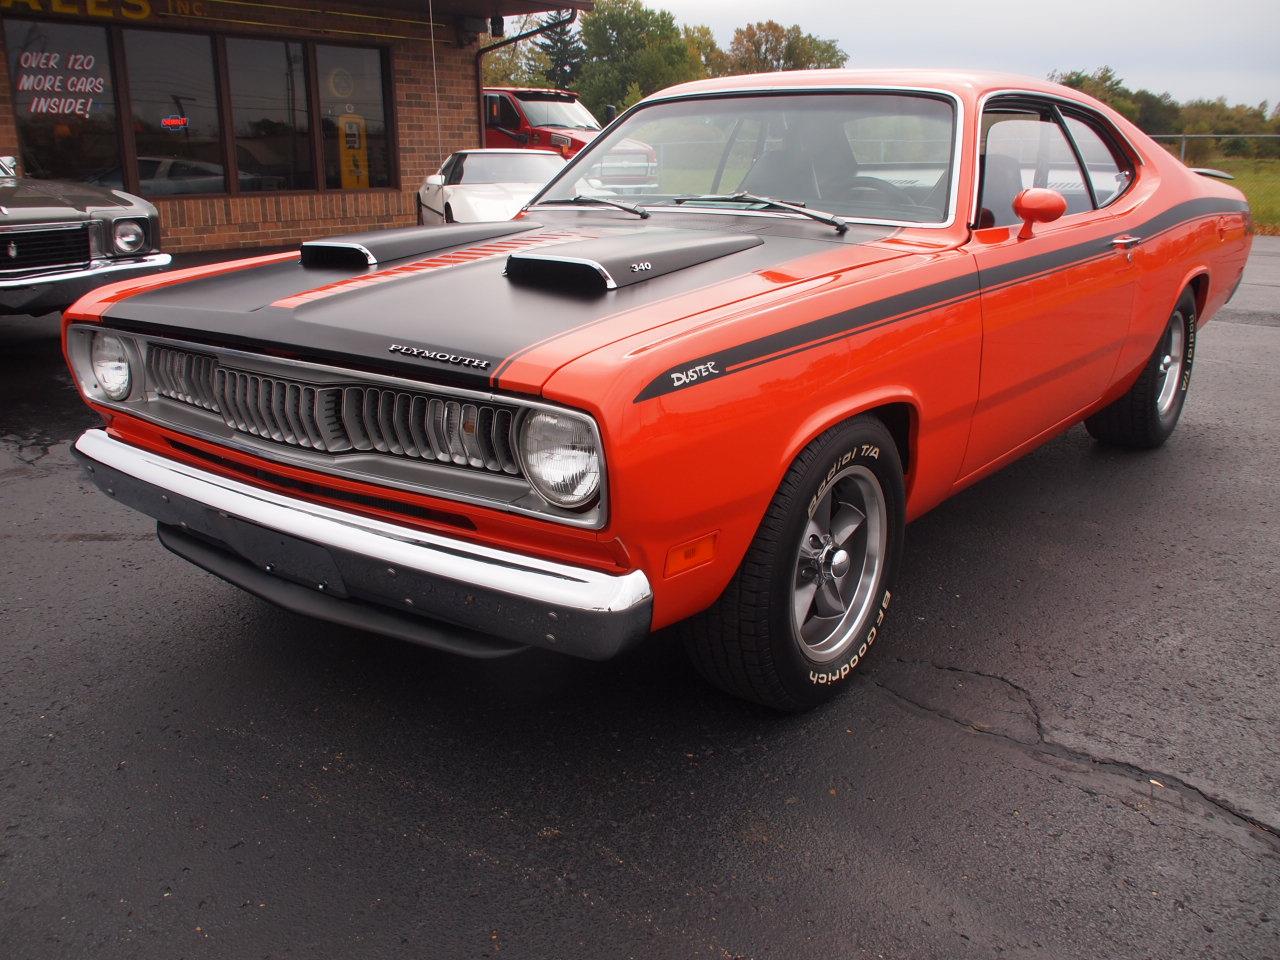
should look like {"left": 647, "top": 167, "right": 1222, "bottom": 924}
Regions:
{"left": 0, "top": 0, "right": 153, "bottom": 19}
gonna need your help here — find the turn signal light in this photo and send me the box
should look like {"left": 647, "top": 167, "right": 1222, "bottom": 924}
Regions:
{"left": 665, "top": 532, "right": 717, "bottom": 578}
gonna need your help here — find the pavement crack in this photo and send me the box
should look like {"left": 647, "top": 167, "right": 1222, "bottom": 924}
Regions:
{"left": 1, "top": 433, "right": 57, "bottom": 465}
{"left": 871, "top": 665, "right": 1280, "bottom": 852}
{"left": 893, "top": 657, "right": 1046, "bottom": 742}
{"left": 17, "top": 443, "right": 53, "bottom": 464}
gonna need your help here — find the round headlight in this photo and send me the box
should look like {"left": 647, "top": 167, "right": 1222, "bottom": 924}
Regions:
{"left": 113, "top": 220, "right": 146, "bottom": 255}
{"left": 518, "top": 410, "right": 601, "bottom": 509}
{"left": 91, "top": 332, "right": 132, "bottom": 401}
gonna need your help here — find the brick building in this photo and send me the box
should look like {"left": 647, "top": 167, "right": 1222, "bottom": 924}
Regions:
{"left": 0, "top": 1, "right": 588, "bottom": 252}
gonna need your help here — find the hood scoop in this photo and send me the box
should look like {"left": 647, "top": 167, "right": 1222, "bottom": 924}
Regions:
{"left": 505, "top": 229, "right": 762, "bottom": 293}
{"left": 301, "top": 221, "right": 542, "bottom": 269}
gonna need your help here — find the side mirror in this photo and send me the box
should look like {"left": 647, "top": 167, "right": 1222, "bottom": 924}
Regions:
{"left": 0, "top": 155, "right": 17, "bottom": 177}
{"left": 424, "top": 174, "right": 445, "bottom": 187}
{"left": 1013, "top": 188, "right": 1067, "bottom": 239}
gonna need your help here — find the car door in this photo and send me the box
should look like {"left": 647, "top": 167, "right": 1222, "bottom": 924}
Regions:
{"left": 959, "top": 96, "right": 1140, "bottom": 478}
{"left": 420, "top": 155, "right": 453, "bottom": 223}
{"left": 484, "top": 94, "right": 525, "bottom": 149}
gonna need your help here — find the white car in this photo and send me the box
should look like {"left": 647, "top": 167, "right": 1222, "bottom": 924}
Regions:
{"left": 417, "top": 149, "right": 566, "bottom": 225}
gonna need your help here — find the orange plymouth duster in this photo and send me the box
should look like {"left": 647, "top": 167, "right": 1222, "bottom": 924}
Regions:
{"left": 64, "top": 71, "right": 1252, "bottom": 710}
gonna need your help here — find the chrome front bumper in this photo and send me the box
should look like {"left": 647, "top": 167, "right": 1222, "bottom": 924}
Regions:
{"left": 0, "top": 253, "right": 172, "bottom": 314}
{"left": 73, "top": 429, "right": 653, "bottom": 660}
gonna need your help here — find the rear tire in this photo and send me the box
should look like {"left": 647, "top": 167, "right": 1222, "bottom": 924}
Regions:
{"left": 1086, "top": 289, "right": 1197, "bottom": 449}
{"left": 682, "top": 416, "right": 905, "bottom": 711}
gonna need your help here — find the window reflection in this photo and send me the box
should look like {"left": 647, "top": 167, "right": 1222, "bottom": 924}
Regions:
{"left": 124, "top": 30, "right": 225, "bottom": 195}
{"left": 3, "top": 20, "right": 119, "bottom": 182}
{"left": 316, "top": 45, "right": 390, "bottom": 189}
{"left": 227, "top": 38, "right": 313, "bottom": 192}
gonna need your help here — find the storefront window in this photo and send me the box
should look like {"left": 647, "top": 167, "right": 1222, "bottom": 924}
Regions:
{"left": 226, "top": 38, "right": 314, "bottom": 192}
{"left": 3, "top": 20, "right": 119, "bottom": 182}
{"left": 4, "top": 20, "right": 392, "bottom": 197}
{"left": 316, "top": 45, "right": 390, "bottom": 190}
{"left": 124, "top": 30, "right": 226, "bottom": 195}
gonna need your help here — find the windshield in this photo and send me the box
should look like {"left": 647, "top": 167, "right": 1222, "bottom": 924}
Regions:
{"left": 515, "top": 93, "right": 600, "bottom": 130}
{"left": 538, "top": 92, "right": 957, "bottom": 225}
{"left": 450, "top": 152, "right": 565, "bottom": 185}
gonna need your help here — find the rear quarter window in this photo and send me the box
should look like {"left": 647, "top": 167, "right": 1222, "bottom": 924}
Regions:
{"left": 1063, "top": 114, "right": 1135, "bottom": 207}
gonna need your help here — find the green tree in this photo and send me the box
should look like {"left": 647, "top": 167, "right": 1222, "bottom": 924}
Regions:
{"left": 576, "top": 0, "right": 698, "bottom": 118}
{"left": 1131, "top": 89, "right": 1181, "bottom": 134}
{"left": 621, "top": 81, "right": 645, "bottom": 110}
{"left": 1049, "top": 66, "right": 1280, "bottom": 161}
{"left": 726, "top": 21, "right": 846, "bottom": 74}
{"left": 533, "top": 13, "right": 585, "bottom": 89}
{"left": 482, "top": 15, "right": 551, "bottom": 87}
{"left": 682, "top": 24, "right": 728, "bottom": 79}
{"left": 1048, "top": 66, "right": 1138, "bottom": 121}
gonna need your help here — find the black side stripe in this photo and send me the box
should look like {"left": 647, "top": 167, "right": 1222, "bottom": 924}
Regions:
{"left": 633, "top": 272, "right": 979, "bottom": 402}
{"left": 633, "top": 197, "right": 1248, "bottom": 402}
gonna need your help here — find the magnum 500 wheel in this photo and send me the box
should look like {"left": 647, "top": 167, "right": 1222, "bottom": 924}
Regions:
{"left": 683, "top": 416, "right": 905, "bottom": 711}
{"left": 1086, "top": 289, "right": 1197, "bottom": 449}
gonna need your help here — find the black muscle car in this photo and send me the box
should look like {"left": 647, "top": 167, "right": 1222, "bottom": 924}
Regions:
{"left": 0, "top": 155, "right": 170, "bottom": 317}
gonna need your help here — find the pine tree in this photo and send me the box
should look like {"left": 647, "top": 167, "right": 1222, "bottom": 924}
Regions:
{"left": 534, "top": 14, "right": 585, "bottom": 89}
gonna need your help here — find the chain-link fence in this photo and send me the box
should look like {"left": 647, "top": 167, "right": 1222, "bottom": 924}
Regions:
{"left": 1150, "top": 134, "right": 1280, "bottom": 233}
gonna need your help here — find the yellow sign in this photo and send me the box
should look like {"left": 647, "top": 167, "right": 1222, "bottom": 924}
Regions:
{"left": 338, "top": 113, "right": 369, "bottom": 190}
{"left": 0, "top": 0, "right": 153, "bottom": 19}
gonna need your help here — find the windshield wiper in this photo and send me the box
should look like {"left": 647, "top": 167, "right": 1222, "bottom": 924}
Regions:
{"left": 565, "top": 194, "right": 650, "bottom": 219}
{"left": 673, "top": 192, "right": 848, "bottom": 234}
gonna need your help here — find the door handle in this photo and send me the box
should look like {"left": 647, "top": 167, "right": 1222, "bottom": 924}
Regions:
{"left": 1111, "top": 235, "right": 1141, "bottom": 262}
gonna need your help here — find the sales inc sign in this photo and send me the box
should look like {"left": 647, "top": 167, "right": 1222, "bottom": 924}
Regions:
{"left": 0, "top": 1, "right": 154, "bottom": 19}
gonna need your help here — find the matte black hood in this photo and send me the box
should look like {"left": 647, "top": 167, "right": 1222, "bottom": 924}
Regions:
{"left": 506, "top": 229, "right": 763, "bottom": 292}
{"left": 100, "top": 215, "right": 904, "bottom": 394}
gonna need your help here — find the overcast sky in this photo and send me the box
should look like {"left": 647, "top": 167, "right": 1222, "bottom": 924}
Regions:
{"left": 650, "top": 0, "right": 1279, "bottom": 109}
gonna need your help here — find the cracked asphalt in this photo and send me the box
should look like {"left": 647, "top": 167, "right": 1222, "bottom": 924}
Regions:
{"left": 2, "top": 239, "right": 1278, "bottom": 959}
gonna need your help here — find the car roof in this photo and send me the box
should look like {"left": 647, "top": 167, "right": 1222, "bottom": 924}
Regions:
{"left": 645, "top": 69, "right": 1098, "bottom": 105}
{"left": 449, "top": 149, "right": 562, "bottom": 157}
{"left": 484, "top": 86, "right": 578, "bottom": 97}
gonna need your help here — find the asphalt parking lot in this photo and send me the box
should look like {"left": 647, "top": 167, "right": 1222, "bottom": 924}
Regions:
{"left": 2, "top": 239, "right": 1278, "bottom": 960}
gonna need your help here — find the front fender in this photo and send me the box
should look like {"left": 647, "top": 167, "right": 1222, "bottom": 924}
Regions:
{"left": 542, "top": 254, "right": 982, "bottom": 630}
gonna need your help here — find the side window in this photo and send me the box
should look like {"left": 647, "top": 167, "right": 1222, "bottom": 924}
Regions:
{"left": 1064, "top": 115, "right": 1134, "bottom": 207}
{"left": 484, "top": 95, "right": 502, "bottom": 128}
{"left": 498, "top": 96, "right": 522, "bottom": 130}
{"left": 446, "top": 154, "right": 465, "bottom": 185}
{"left": 978, "top": 106, "right": 1090, "bottom": 228}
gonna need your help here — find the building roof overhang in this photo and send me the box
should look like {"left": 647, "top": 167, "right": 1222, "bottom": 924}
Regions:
{"left": 381, "top": 1, "right": 593, "bottom": 16}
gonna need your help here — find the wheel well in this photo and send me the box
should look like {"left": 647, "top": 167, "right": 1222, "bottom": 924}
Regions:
{"left": 1187, "top": 274, "right": 1209, "bottom": 317}
{"left": 864, "top": 402, "right": 913, "bottom": 474}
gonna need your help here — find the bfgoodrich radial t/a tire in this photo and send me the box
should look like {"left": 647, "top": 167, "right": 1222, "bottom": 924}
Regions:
{"left": 1086, "top": 289, "right": 1198, "bottom": 449}
{"left": 683, "top": 416, "right": 905, "bottom": 711}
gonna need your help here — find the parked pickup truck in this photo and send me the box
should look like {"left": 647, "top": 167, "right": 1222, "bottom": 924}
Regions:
{"left": 482, "top": 87, "right": 657, "bottom": 194}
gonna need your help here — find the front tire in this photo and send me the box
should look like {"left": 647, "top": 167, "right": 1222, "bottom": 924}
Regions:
{"left": 682, "top": 416, "right": 905, "bottom": 711}
{"left": 1086, "top": 289, "right": 1197, "bottom": 448}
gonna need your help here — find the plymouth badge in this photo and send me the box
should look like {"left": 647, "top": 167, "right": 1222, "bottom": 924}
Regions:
{"left": 388, "top": 343, "right": 490, "bottom": 370}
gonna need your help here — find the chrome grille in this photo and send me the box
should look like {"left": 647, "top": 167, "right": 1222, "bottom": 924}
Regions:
{"left": 146, "top": 344, "right": 523, "bottom": 475}
{"left": 0, "top": 223, "right": 91, "bottom": 276}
